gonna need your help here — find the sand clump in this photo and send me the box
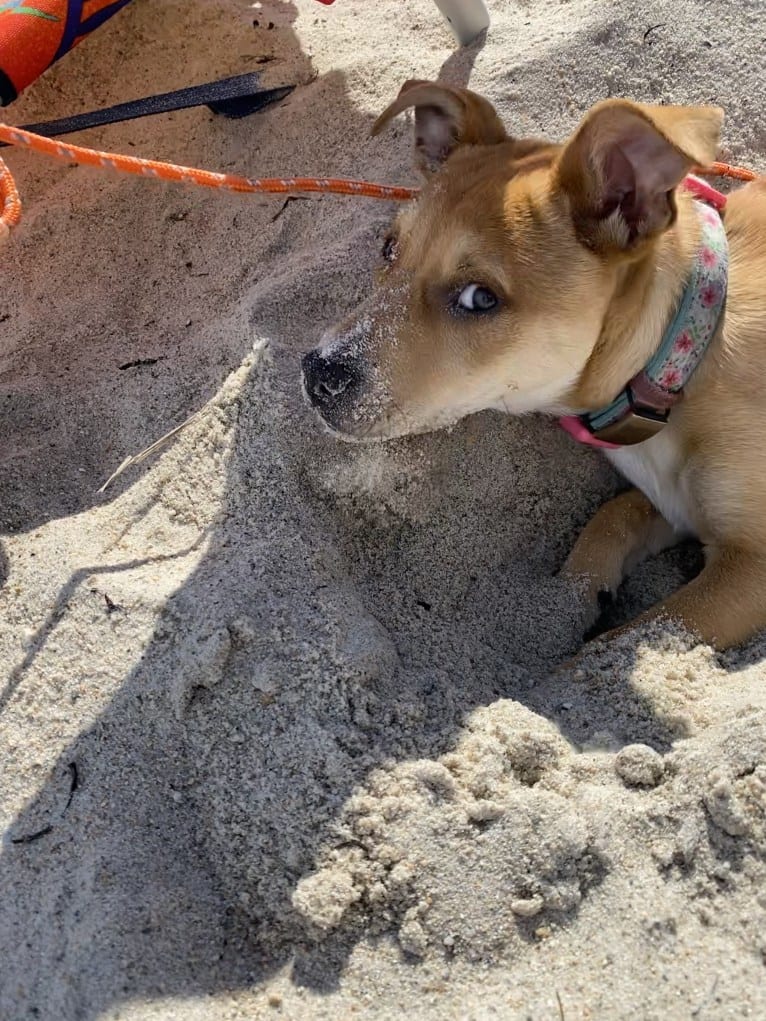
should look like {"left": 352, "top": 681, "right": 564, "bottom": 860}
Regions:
{"left": 2, "top": 1, "right": 766, "bottom": 1019}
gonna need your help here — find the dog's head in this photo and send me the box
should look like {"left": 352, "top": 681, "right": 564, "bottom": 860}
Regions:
{"left": 302, "top": 81, "right": 721, "bottom": 440}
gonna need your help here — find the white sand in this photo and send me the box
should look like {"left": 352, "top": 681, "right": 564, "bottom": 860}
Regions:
{"left": 2, "top": 1, "right": 765, "bottom": 1018}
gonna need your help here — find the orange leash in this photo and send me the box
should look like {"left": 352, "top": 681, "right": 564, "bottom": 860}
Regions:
{"left": 0, "top": 121, "right": 418, "bottom": 237}
{"left": 0, "top": 153, "right": 21, "bottom": 236}
{"left": 707, "top": 160, "right": 758, "bottom": 183}
{"left": 0, "top": 120, "right": 758, "bottom": 238}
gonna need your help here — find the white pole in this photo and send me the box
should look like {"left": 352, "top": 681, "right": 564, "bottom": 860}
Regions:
{"left": 432, "top": 0, "right": 490, "bottom": 45}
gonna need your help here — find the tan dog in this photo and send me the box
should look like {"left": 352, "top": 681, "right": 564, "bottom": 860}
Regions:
{"left": 301, "top": 80, "right": 766, "bottom": 651}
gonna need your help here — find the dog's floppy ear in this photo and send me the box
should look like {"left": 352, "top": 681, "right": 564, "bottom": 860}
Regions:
{"left": 371, "top": 79, "right": 507, "bottom": 173}
{"left": 556, "top": 99, "right": 723, "bottom": 252}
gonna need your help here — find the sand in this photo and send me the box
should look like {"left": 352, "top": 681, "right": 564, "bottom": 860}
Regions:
{"left": 2, "top": 1, "right": 765, "bottom": 1018}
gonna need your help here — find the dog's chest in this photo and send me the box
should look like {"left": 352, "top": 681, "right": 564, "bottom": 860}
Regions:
{"left": 605, "top": 428, "right": 695, "bottom": 535}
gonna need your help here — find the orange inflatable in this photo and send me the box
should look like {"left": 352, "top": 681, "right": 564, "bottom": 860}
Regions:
{"left": 0, "top": 0, "right": 134, "bottom": 104}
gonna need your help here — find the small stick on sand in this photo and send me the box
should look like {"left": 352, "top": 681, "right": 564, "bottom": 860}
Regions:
{"left": 97, "top": 407, "right": 206, "bottom": 494}
{"left": 556, "top": 991, "right": 566, "bottom": 1021}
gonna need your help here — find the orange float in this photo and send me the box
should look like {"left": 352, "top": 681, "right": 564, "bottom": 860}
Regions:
{"left": 0, "top": 0, "right": 134, "bottom": 104}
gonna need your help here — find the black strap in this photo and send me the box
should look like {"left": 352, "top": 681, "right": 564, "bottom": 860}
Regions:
{"left": 0, "top": 72, "right": 294, "bottom": 147}
{"left": 0, "top": 68, "right": 17, "bottom": 107}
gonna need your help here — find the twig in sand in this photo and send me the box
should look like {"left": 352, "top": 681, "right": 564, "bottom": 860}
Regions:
{"left": 10, "top": 762, "right": 79, "bottom": 844}
{"left": 271, "top": 195, "right": 310, "bottom": 222}
{"left": 89, "top": 587, "right": 122, "bottom": 613}
{"left": 556, "top": 990, "right": 566, "bottom": 1021}
{"left": 118, "top": 357, "right": 163, "bottom": 371}
{"left": 97, "top": 407, "right": 206, "bottom": 494}
{"left": 10, "top": 825, "right": 53, "bottom": 845}
{"left": 65, "top": 762, "right": 79, "bottom": 810}
{"left": 691, "top": 976, "right": 720, "bottom": 1017}
{"left": 643, "top": 22, "right": 666, "bottom": 43}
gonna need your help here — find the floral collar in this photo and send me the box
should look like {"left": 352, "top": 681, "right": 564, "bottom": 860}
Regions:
{"left": 559, "top": 177, "right": 729, "bottom": 448}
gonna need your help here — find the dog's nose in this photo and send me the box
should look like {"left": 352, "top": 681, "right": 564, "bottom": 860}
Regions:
{"left": 302, "top": 349, "right": 361, "bottom": 410}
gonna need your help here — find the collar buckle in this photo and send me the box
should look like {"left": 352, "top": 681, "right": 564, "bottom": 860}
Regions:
{"left": 589, "top": 384, "right": 676, "bottom": 446}
{"left": 590, "top": 408, "right": 669, "bottom": 445}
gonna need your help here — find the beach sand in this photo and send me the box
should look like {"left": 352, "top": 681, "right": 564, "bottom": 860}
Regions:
{"left": 2, "top": 1, "right": 765, "bottom": 1017}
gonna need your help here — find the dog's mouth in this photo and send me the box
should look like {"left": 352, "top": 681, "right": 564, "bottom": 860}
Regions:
{"left": 301, "top": 344, "right": 514, "bottom": 443}
{"left": 301, "top": 358, "right": 470, "bottom": 445}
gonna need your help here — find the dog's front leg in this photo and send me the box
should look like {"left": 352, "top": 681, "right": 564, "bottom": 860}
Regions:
{"left": 599, "top": 547, "right": 766, "bottom": 651}
{"left": 560, "top": 487, "right": 679, "bottom": 629}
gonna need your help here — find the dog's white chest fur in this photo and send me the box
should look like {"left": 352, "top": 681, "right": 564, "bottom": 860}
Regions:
{"left": 605, "top": 428, "right": 694, "bottom": 536}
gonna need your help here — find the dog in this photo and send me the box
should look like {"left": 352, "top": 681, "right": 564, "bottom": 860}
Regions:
{"left": 301, "top": 80, "right": 766, "bottom": 652}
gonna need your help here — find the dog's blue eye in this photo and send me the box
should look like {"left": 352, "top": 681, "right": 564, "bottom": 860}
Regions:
{"left": 457, "top": 283, "right": 498, "bottom": 312}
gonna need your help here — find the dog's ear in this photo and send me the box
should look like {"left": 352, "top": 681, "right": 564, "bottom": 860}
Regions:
{"left": 371, "top": 79, "right": 507, "bottom": 173}
{"left": 556, "top": 99, "right": 723, "bottom": 252}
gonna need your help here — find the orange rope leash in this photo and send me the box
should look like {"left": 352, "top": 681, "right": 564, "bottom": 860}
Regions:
{"left": 0, "top": 121, "right": 758, "bottom": 237}
{"left": 0, "top": 154, "right": 22, "bottom": 235}
{"left": 0, "top": 121, "right": 418, "bottom": 237}
{"left": 706, "top": 160, "right": 758, "bottom": 183}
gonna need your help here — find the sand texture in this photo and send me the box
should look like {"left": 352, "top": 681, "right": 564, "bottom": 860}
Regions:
{"left": 2, "top": 1, "right": 766, "bottom": 1018}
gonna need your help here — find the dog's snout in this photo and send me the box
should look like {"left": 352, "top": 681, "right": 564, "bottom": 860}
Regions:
{"left": 302, "top": 349, "right": 361, "bottom": 410}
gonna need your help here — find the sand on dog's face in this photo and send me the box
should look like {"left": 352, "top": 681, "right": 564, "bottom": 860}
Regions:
{"left": 307, "top": 144, "right": 609, "bottom": 441}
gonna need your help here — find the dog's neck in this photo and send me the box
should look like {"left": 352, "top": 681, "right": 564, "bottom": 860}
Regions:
{"left": 565, "top": 193, "right": 703, "bottom": 414}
